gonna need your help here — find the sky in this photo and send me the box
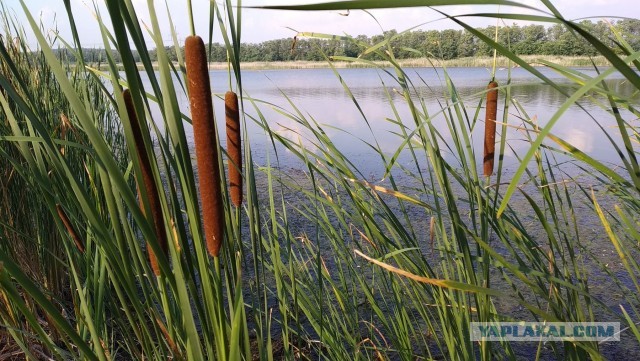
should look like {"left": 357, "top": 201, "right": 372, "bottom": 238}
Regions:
{"left": 3, "top": 0, "right": 640, "bottom": 48}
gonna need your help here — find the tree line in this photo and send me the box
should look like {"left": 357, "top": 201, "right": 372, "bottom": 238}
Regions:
{"left": 58, "top": 19, "right": 640, "bottom": 63}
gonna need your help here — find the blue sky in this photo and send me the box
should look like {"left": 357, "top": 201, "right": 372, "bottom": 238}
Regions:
{"left": 4, "top": 0, "right": 640, "bottom": 48}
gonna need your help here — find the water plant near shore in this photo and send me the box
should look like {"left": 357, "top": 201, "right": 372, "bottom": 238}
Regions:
{"left": 483, "top": 80, "right": 498, "bottom": 176}
{"left": 185, "top": 35, "right": 225, "bottom": 258}
{"left": 226, "top": 91, "right": 242, "bottom": 207}
{"left": 1, "top": 1, "right": 639, "bottom": 360}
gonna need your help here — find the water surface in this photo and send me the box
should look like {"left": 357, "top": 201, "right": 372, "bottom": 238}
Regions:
{"left": 140, "top": 66, "right": 636, "bottom": 178}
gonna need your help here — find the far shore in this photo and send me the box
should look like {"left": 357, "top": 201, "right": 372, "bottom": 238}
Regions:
{"left": 209, "top": 55, "right": 611, "bottom": 70}
{"left": 122, "top": 55, "right": 611, "bottom": 71}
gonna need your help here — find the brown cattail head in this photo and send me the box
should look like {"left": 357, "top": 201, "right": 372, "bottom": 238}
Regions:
{"left": 185, "top": 35, "right": 224, "bottom": 258}
{"left": 123, "top": 89, "right": 168, "bottom": 275}
{"left": 56, "top": 204, "right": 85, "bottom": 253}
{"left": 483, "top": 80, "right": 498, "bottom": 177}
{"left": 225, "top": 91, "right": 242, "bottom": 207}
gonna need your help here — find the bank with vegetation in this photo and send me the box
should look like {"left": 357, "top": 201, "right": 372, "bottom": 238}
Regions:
{"left": 120, "top": 55, "right": 610, "bottom": 71}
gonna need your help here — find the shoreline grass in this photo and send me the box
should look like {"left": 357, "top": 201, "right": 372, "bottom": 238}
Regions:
{"left": 94, "top": 55, "right": 613, "bottom": 71}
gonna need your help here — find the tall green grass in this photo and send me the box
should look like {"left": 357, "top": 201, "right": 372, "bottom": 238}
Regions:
{"left": 0, "top": 0, "right": 639, "bottom": 360}
{"left": 0, "top": 10, "right": 129, "bottom": 357}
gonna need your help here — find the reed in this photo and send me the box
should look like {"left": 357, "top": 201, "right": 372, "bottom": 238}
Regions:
{"left": 185, "top": 35, "right": 224, "bottom": 258}
{"left": 225, "top": 91, "right": 242, "bottom": 207}
{"left": 123, "top": 89, "right": 167, "bottom": 275}
{"left": 483, "top": 80, "right": 498, "bottom": 176}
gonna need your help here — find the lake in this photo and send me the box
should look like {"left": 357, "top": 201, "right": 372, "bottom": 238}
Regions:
{"left": 151, "top": 66, "right": 634, "bottom": 177}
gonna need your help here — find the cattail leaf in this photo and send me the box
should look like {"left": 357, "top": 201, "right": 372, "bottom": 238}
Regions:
{"left": 255, "top": 0, "right": 538, "bottom": 11}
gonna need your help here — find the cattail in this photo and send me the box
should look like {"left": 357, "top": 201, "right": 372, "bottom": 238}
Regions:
{"left": 483, "top": 80, "right": 498, "bottom": 177}
{"left": 185, "top": 35, "right": 224, "bottom": 258}
{"left": 123, "top": 89, "right": 167, "bottom": 275}
{"left": 56, "top": 204, "right": 85, "bottom": 253}
{"left": 225, "top": 91, "right": 242, "bottom": 207}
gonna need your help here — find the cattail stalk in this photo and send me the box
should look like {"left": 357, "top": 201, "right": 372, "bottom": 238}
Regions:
{"left": 123, "top": 89, "right": 167, "bottom": 275}
{"left": 56, "top": 204, "right": 85, "bottom": 253}
{"left": 483, "top": 80, "right": 498, "bottom": 177}
{"left": 185, "top": 35, "right": 224, "bottom": 258}
{"left": 225, "top": 91, "right": 242, "bottom": 207}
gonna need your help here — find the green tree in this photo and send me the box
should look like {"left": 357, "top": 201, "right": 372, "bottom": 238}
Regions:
{"left": 542, "top": 23, "right": 567, "bottom": 54}
{"left": 616, "top": 18, "right": 640, "bottom": 50}
{"left": 457, "top": 31, "right": 477, "bottom": 58}
{"left": 516, "top": 24, "right": 546, "bottom": 55}
{"left": 439, "top": 29, "right": 461, "bottom": 59}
